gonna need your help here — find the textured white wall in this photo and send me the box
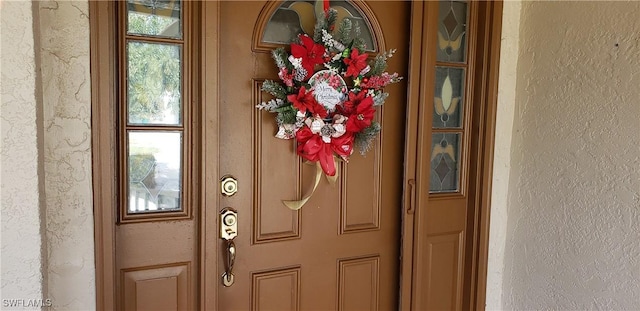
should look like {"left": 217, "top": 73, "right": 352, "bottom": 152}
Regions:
{"left": 1, "top": 0, "right": 46, "bottom": 305}
{"left": 1, "top": 1, "right": 95, "bottom": 309}
{"left": 499, "top": 1, "right": 640, "bottom": 309}
{"left": 37, "top": 1, "right": 96, "bottom": 310}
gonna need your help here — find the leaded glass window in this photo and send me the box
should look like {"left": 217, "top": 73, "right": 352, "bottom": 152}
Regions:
{"left": 262, "top": 0, "right": 377, "bottom": 51}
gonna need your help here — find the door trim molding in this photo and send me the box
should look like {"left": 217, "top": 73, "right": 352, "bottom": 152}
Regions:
{"left": 470, "top": 1, "right": 504, "bottom": 309}
{"left": 90, "top": 1, "right": 117, "bottom": 310}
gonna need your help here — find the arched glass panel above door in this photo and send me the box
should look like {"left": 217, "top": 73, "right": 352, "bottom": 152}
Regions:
{"left": 261, "top": 0, "right": 377, "bottom": 52}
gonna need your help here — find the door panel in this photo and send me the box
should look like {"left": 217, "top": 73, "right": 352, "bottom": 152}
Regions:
{"left": 216, "top": 1, "right": 410, "bottom": 310}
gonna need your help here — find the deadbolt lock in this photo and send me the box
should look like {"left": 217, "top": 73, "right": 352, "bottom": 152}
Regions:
{"left": 220, "top": 207, "right": 238, "bottom": 241}
{"left": 220, "top": 175, "right": 238, "bottom": 197}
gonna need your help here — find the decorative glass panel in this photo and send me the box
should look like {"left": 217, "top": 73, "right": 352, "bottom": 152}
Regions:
{"left": 262, "top": 0, "right": 376, "bottom": 51}
{"left": 127, "top": 0, "right": 182, "bottom": 39}
{"left": 436, "top": 1, "right": 467, "bottom": 63}
{"left": 128, "top": 131, "right": 182, "bottom": 213}
{"left": 429, "top": 133, "right": 460, "bottom": 193}
{"left": 127, "top": 41, "right": 182, "bottom": 125}
{"left": 433, "top": 67, "right": 465, "bottom": 128}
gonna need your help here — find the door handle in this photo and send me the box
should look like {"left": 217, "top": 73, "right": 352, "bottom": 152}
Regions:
{"left": 220, "top": 207, "right": 238, "bottom": 287}
{"left": 222, "top": 240, "right": 236, "bottom": 287}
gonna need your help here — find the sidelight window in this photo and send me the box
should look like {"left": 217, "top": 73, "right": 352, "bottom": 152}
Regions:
{"left": 429, "top": 0, "right": 469, "bottom": 193}
{"left": 119, "top": 0, "right": 191, "bottom": 221}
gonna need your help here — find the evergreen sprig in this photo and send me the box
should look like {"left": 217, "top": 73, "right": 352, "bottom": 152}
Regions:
{"left": 261, "top": 80, "right": 288, "bottom": 100}
{"left": 368, "top": 54, "right": 388, "bottom": 76}
{"left": 314, "top": 8, "right": 338, "bottom": 42}
{"left": 336, "top": 18, "right": 352, "bottom": 43}
{"left": 373, "top": 92, "right": 389, "bottom": 106}
{"left": 275, "top": 105, "right": 297, "bottom": 125}
{"left": 354, "top": 122, "right": 381, "bottom": 155}
{"left": 272, "top": 47, "right": 290, "bottom": 69}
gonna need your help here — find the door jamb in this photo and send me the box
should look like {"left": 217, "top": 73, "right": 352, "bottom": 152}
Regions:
{"left": 469, "top": 1, "right": 504, "bottom": 309}
{"left": 90, "top": 1, "right": 117, "bottom": 310}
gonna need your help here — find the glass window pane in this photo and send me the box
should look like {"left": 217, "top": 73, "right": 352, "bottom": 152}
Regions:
{"left": 436, "top": 1, "right": 467, "bottom": 63}
{"left": 433, "top": 67, "right": 465, "bottom": 128}
{"left": 429, "top": 133, "right": 461, "bottom": 193}
{"left": 128, "top": 131, "right": 182, "bottom": 213}
{"left": 127, "top": 41, "right": 182, "bottom": 125}
{"left": 262, "top": 0, "right": 376, "bottom": 51}
{"left": 127, "top": 0, "right": 182, "bottom": 39}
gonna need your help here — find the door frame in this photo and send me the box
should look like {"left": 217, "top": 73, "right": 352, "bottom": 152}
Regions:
{"left": 90, "top": 1, "right": 504, "bottom": 310}
{"left": 399, "top": 2, "right": 504, "bottom": 310}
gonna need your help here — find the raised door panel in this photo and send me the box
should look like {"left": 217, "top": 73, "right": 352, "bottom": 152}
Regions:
{"left": 251, "top": 267, "right": 301, "bottom": 311}
{"left": 121, "top": 263, "right": 190, "bottom": 311}
{"left": 252, "top": 80, "right": 301, "bottom": 243}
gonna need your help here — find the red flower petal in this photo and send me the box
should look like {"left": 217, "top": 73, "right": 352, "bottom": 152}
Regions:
{"left": 344, "top": 49, "right": 368, "bottom": 77}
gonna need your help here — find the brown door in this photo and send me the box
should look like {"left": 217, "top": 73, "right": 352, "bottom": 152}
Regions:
{"left": 211, "top": 1, "right": 410, "bottom": 310}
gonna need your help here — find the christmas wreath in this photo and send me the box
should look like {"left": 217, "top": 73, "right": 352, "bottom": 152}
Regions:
{"left": 256, "top": 7, "right": 402, "bottom": 208}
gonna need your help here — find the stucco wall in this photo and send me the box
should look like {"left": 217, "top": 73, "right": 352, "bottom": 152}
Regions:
{"left": 37, "top": 1, "right": 96, "bottom": 310}
{"left": 1, "top": 1, "right": 95, "bottom": 310}
{"left": 497, "top": 1, "right": 640, "bottom": 309}
{"left": 1, "top": 0, "right": 46, "bottom": 304}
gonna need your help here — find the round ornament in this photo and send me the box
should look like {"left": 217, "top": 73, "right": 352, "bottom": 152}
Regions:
{"left": 308, "top": 70, "right": 348, "bottom": 112}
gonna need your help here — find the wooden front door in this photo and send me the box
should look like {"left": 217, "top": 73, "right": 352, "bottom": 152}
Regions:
{"left": 209, "top": 1, "right": 410, "bottom": 309}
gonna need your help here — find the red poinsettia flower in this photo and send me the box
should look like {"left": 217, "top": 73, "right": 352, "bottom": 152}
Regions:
{"left": 288, "top": 87, "right": 328, "bottom": 118}
{"left": 339, "top": 91, "right": 367, "bottom": 115}
{"left": 343, "top": 48, "right": 368, "bottom": 77}
{"left": 346, "top": 96, "right": 375, "bottom": 132}
{"left": 291, "top": 35, "right": 326, "bottom": 79}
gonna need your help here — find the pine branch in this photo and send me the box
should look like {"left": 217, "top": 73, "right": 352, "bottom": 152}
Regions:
{"left": 373, "top": 92, "right": 389, "bottom": 106}
{"left": 326, "top": 8, "right": 338, "bottom": 30}
{"left": 314, "top": 8, "right": 338, "bottom": 42}
{"left": 256, "top": 99, "right": 284, "bottom": 112}
{"left": 336, "top": 18, "right": 352, "bottom": 44}
{"left": 261, "top": 80, "right": 288, "bottom": 100}
{"left": 368, "top": 54, "right": 388, "bottom": 76}
{"left": 351, "top": 21, "right": 366, "bottom": 51}
{"left": 271, "top": 48, "right": 289, "bottom": 69}
{"left": 275, "top": 105, "right": 298, "bottom": 125}
{"left": 354, "top": 122, "right": 381, "bottom": 155}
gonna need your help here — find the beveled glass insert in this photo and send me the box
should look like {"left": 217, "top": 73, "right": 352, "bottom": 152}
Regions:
{"left": 127, "top": 0, "right": 182, "bottom": 39}
{"left": 127, "top": 41, "right": 182, "bottom": 125}
{"left": 128, "top": 131, "right": 182, "bottom": 213}
{"left": 433, "top": 67, "right": 465, "bottom": 128}
{"left": 262, "top": 0, "right": 376, "bottom": 51}
{"left": 429, "top": 133, "right": 460, "bottom": 193}
{"left": 436, "top": 1, "right": 467, "bottom": 62}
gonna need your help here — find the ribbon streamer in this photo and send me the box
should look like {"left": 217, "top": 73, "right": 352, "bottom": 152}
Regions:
{"left": 282, "top": 158, "right": 338, "bottom": 210}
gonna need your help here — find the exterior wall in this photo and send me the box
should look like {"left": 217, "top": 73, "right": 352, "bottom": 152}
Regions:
{"left": 1, "top": 1, "right": 95, "bottom": 310}
{"left": 493, "top": 1, "right": 640, "bottom": 309}
{"left": 37, "top": 1, "right": 96, "bottom": 310}
{"left": 1, "top": 1, "right": 46, "bottom": 305}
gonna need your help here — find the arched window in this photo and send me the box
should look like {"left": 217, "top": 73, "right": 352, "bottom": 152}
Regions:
{"left": 261, "top": 0, "right": 377, "bottom": 52}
